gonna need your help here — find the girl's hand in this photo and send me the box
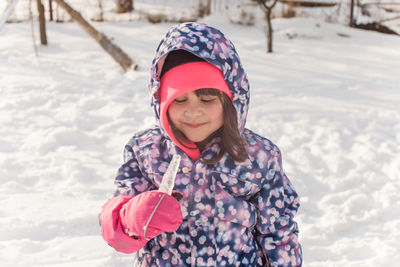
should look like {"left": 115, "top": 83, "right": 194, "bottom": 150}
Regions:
{"left": 119, "top": 190, "right": 183, "bottom": 240}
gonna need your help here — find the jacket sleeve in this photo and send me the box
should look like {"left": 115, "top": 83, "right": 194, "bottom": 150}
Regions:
{"left": 99, "top": 140, "right": 154, "bottom": 253}
{"left": 251, "top": 147, "right": 302, "bottom": 267}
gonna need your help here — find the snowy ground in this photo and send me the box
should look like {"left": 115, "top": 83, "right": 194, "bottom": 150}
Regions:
{"left": 1, "top": 15, "right": 400, "bottom": 267}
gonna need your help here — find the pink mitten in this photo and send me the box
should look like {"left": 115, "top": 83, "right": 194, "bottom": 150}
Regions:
{"left": 120, "top": 190, "right": 183, "bottom": 240}
{"left": 100, "top": 195, "right": 148, "bottom": 253}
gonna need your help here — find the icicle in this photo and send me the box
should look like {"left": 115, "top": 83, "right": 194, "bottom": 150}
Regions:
{"left": 158, "top": 154, "right": 181, "bottom": 195}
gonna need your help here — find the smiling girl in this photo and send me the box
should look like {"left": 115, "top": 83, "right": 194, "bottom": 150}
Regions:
{"left": 100, "top": 23, "right": 302, "bottom": 267}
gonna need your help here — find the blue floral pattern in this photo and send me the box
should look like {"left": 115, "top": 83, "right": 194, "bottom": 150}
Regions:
{"left": 113, "top": 22, "right": 302, "bottom": 266}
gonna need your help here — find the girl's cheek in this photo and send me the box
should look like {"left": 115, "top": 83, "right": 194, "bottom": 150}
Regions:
{"left": 168, "top": 106, "right": 182, "bottom": 123}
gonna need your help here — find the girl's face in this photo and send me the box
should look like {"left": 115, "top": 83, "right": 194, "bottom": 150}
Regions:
{"left": 168, "top": 91, "right": 223, "bottom": 143}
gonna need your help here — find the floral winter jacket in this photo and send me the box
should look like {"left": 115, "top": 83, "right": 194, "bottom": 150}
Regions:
{"left": 100, "top": 22, "right": 302, "bottom": 266}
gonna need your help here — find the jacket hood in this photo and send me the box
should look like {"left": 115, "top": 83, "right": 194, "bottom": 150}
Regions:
{"left": 148, "top": 22, "right": 250, "bottom": 141}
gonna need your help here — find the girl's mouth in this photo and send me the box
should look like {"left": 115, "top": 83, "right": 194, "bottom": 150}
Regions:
{"left": 183, "top": 122, "right": 207, "bottom": 128}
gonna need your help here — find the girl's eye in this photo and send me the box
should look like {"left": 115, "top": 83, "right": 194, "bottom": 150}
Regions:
{"left": 201, "top": 97, "right": 217, "bottom": 103}
{"left": 174, "top": 98, "right": 187, "bottom": 103}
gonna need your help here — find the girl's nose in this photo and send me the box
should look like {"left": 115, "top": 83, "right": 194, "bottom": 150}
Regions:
{"left": 184, "top": 103, "right": 202, "bottom": 118}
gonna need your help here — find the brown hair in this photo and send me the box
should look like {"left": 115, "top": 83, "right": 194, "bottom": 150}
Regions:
{"left": 168, "top": 88, "right": 248, "bottom": 165}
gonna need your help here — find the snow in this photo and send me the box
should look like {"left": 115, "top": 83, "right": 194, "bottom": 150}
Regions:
{"left": 1, "top": 9, "right": 400, "bottom": 267}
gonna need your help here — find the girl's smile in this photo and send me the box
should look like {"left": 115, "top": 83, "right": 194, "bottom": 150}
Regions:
{"left": 168, "top": 91, "right": 223, "bottom": 143}
{"left": 183, "top": 122, "right": 207, "bottom": 128}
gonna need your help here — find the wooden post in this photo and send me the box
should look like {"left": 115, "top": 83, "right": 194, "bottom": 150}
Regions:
{"left": 52, "top": 0, "right": 136, "bottom": 71}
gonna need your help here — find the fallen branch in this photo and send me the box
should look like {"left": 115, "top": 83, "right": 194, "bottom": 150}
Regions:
{"left": 278, "top": 0, "right": 337, "bottom": 8}
{"left": 53, "top": 0, "right": 137, "bottom": 71}
{"left": 361, "top": 2, "right": 400, "bottom": 6}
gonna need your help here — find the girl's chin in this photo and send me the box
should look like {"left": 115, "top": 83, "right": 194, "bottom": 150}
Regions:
{"left": 187, "top": 136, "right": 207, "bottom": 143}
{"left": 180, "top": 130, "right": 210, "bottom": 143}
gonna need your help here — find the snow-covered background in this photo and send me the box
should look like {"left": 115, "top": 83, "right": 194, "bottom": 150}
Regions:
{"left": 3, "top": 0, "right": 400, "bottom": 32}
{"left": 1, "top": 1, "right": 400, "bottom": 267}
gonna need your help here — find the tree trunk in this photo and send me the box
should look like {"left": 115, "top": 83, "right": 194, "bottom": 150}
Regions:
{"left": 206, "top": 0, "right": 212, "bottom": 16}
{"left": 198, "top": 0, "right": 212, "bottom": 17}
{"left": 116, "top": 0, "right": 134, "bottom": 13}
{"left": 256, "top": 0, "right": 278, "bottom": 53}
{"left": 350, "top": 0, "right": 354, "bottom": 27}
{"left": 37, "top": 0, "right": 47, "bottom": 45}
{"left": 93, "top": 0, "right": 104, "bottom": 22}
{"left": 0, "top": 0, "right": 20, "bottom": 30}
{"left": 53, "top": 0, "right": 136, "bottom": 71}
{"left": 266, "top": 10, "right": 272, "bottom": 53}
{"left": 29, "top": 0, "right": 39, "bottom": 56}
{"left": 49, "top": 0, "right": 53, "bottom": 21}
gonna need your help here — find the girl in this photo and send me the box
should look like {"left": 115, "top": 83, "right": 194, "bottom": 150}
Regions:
{"left": 100, "top": 22, "right": 302, "bottom": 267}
